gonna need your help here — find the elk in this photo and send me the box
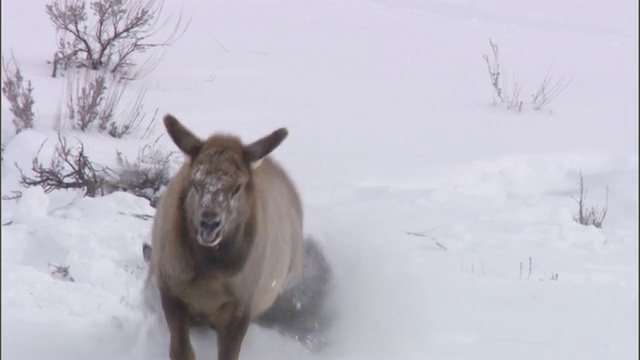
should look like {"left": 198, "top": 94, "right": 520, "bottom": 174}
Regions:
{"left": 149, "top": 114, "right": 304, "bottom": 360}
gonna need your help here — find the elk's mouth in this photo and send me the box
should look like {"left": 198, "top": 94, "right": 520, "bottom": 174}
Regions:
{"left": 197, "top": 228, "right": 223, "bottom": 247}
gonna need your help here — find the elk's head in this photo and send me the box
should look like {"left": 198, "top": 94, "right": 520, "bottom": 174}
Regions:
{"left": 164, "top": 114, "right": 288, "bottom": 247}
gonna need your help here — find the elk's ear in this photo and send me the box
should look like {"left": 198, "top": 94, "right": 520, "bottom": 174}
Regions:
{"left": 164, "top": 114, "right": 203, "bottom": 158}
{"left": 243, "top": 128, "right": 288, "bottom": 166}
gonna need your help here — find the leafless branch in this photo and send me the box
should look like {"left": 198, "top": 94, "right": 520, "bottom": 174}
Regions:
{"left": 46, "top": 0, "right": 189, "bottom": 78}
{"left": 48, "top": 262, "right": 75, "bottom": 282}
{"left": 482, "top": 38, "right": 504, "bottom": 105}
{"left": 482, "top": 39, "right": 570, "bottom": 113}
{"left": 107, "top": 87, "right": 157, "bottom": 138}
{"left": 503, "top": 71, "right": 524, "bottom": 112}
{"left": 66, "top": 71, "right": 122, "bottom": 132}
{"left": 64, "top": 70, "right": 152, "bottom": 138}
{"left": 571, "top": 171, "right": 608, "bottom": 228}
{"left": 532, "top": 68, "right": 571, "bottom": 111}
{"left": 519, "top": 261, "right": 522, "bottom": 280}
{"left": 2, "top": 190, "right": 23, "bottom": 202}
{"left": 103, "top": 135, "right": 177, "bottom": 206}
{"left": 15, "top": 133, "right": 104, "bottom": 197}
{"left": 405, "top": 230, "right": 448, "bottom": 251}
{"left": 1, "top": 54, "right": 35, "bottom": 133}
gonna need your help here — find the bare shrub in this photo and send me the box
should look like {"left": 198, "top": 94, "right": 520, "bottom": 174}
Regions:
{"left": 483, "top": 39, "right": 521, "bottom": 112}
{"left": 108, "top": 90, "right": 158, "bottom": 139}
{"left": 16, "top": 133, "right": 104, "bottom": 197}
{"left": 66, "top": 71, "right": 120, "bottom": 132}
{"left": 1, "top": 55, "right": 35, "bottom": 133}
{"left": 48, "top": 262, "right": 75, "bottom": 282}
{"left": 531, "top": 68, "right": 571, "bottom": 111}
{"left": 503, "top": 72, "right": 523, "bottom": 112}
{"left": 483, "top": 39, "right": 570, "bottom": 112}
{"left": 2, "top": 190, "right": 23, "bottom": 202}
{"left": 405, "top": 230, "right": 448, "bottom": 251}
{"left": 517, "top": 257, "right": 533, "bottom": 280}
{"left": 46, "top": 0, "right": 188, "bottom": 78}
{"left": 103, "top": 136, "right": 176, "bottom": 206}
{"left": 482, "top": 38, "right": 504, "bottom": 105}
{"left": 64, "top": 70, "right": 154, "bottom": 138}
{"left": 572, "top": 171, "right": 608, "bottom": 228}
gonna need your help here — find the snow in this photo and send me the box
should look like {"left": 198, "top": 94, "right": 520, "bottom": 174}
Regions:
{"left": 1, "top": 0, "right": 637, "bottom": 359}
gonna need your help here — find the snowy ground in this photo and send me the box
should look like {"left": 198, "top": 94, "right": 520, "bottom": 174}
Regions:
{"left": 1, "top": 0, "right": 638, "bottom": 359}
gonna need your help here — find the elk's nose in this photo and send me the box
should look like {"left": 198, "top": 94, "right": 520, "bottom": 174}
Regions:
{"left": 200, "top": 212, "right": 221, "bottom": 231}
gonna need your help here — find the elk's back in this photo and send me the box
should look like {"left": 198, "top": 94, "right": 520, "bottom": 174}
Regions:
{"left": 237, "top": 157, "right": 303, "bottom": 317}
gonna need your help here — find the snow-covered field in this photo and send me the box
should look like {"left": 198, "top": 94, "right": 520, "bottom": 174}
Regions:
{"left": 2, "top": 0, "right": 637, "bottom": 359}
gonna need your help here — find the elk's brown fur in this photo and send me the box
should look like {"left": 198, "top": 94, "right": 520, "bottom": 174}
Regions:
{"left": 150, "top": 114, "right": 303, "bottom": 360}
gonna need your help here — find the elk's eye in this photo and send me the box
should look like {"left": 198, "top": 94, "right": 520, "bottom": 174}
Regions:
{"left": 231, "top": 183, "right": 242, "bottom": 197}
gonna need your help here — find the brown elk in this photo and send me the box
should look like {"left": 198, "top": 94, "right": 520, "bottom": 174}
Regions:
{"left": 149, "top": 114, "right": 304, "bottom": 360}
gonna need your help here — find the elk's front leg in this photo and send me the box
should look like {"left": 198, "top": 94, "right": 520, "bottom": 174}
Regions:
{"left": 215, "top": 302, "right": 250, "bottom": 360}
{"left": 160, "top": 290, "right": 195, "bottom": 360}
